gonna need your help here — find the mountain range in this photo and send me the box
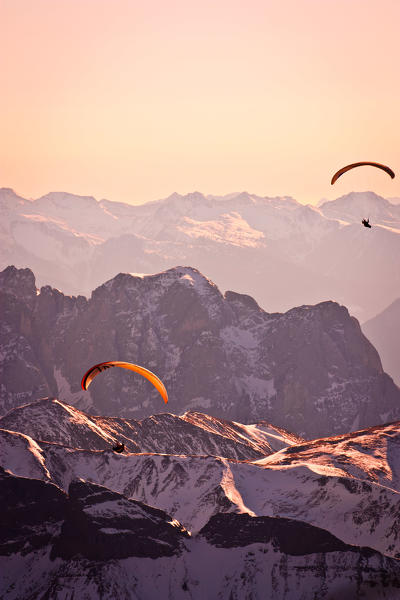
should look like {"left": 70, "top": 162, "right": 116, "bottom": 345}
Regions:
{"left": 1, "top": 398, "right": 400, "bottom": 599}
{"left": 2, "top": 187, "right": 400, "bottom": 322}
{"left": 1, "top": 264, "right": 399, "bottom": 439}
{"left": 2, "top": 185, "right": 400, "bottom": 597}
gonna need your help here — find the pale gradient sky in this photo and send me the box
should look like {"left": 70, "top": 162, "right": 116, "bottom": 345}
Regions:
{"left": 1, "top": 0, "right": 400, "bottom": 205}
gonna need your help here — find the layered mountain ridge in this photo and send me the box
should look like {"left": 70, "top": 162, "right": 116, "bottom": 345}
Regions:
{"left": 1, "top": 399, "right": 400, "bottom": 554}
{"left": 2, "top": 187, "right": 400, "bottom": 322}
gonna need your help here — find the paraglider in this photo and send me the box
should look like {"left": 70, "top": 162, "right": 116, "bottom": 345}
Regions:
{"left": 331, "top": 161, "right": 395, "bottom": 185}
{"left": 112, "top": 443, "right": 125, "bottom": 453}
{"left": 331, "top": 162, "right": 395, "bottom": 229}
{"left": 362, "top": 218, "right": 371, "bottom": 228}
{"left": 81, "top": 361, "right": 168, "bottom": 404}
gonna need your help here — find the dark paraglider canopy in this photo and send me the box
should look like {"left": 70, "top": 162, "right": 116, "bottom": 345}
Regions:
{"left": 112, "top": 443, "right": 125, "bottom": 453}
{"left": 331, "top": 162, "right": 395, "bottom": 185}
{"left": 362, "top": 218, "right": 372, "bottom": 228}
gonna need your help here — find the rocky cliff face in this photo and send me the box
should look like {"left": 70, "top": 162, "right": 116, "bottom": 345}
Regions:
{"left": 1, "top": 265, "right": 399, "bottom": 438}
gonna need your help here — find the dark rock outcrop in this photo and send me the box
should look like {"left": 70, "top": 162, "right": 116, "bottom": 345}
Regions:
{"left": 199, "top": 512, "right": 366, "bottom": 555}
{"left": 0, "top": 467, "right": 67, "bottom": 556}
{"left": 52, "top": 480, "right": 189, "bottom": 560}
{"left": 0, "top": 468, "right": 188, "bottom": 562}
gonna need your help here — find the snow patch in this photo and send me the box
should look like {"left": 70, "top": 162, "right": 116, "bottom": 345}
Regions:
{"left": 177, "top": 212, "right": 265, "bottom": 248}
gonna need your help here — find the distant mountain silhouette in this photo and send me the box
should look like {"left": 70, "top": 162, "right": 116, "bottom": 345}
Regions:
{"left": 363, "top": 297, "right": 400, "bottom": 386}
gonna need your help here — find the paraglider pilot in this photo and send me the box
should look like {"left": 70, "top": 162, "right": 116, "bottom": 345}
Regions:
{"left": 112, "top": 443, "right": 125, "bottom": 453}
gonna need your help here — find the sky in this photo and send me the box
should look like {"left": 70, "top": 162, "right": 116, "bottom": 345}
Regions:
{"left": 1, "top": 0, "right": 400, "bottom": 206}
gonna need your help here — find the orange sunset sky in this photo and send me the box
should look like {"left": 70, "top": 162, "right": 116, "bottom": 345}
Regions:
{"left": 1, "top": 0, "right": 400, "bottom": 206}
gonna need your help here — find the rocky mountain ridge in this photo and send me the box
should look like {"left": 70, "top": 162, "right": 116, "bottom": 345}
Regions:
{"left": 0, "top": 397, "right": 299, "bottom": 459}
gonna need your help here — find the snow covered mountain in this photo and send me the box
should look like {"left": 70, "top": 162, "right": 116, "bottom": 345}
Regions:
{"left": 3, "top": 468, "right": 399, "bottom": 600}
{"left": 1, "top": 265, "right": 399, "bottom": 438}
{"left": 3, "top": 426, "right": 400, "bottom": 557}
{"left": 0, "top": 397, "right": 299, "bottom": 459}
{"left": 319, "top": 191, "right": 400, "bottom": 229}
{"left": 363, "top": 298, "right": 400, "bottom": 386}
{"left": 260, "top": 419, "right": 400, "bottom": 491}
{"left": 1, "top": 399, "right": 400, "bottom": 556}
{"left": 2, "top": 399, "right": 400, "bottom": 599}
{"left": 2, "top": 187, "right": 400, "bottom": 321}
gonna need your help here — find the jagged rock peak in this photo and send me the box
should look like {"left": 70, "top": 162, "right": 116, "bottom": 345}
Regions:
{"left": 93, "top": 265, "right": 223, "bottom": 302}
{"left": 0, "top": 265, "right": 37, "bottom": 300}
{"left": 0, "top": 397, "right": 123, "bottom": 451}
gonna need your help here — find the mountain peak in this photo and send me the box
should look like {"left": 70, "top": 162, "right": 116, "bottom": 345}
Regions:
{"left": 95, "top": 265, "right": 221, "bottom": 302}
{"left": 35, "top": 191, "right": 98, "bottom": 207}
{"left": 319, "top": 191, "right": 400, "bottom": 226}
{"left": 0, "top": 187, "right": 19, "bottom": 196}
{"left": 0, "top": 187, "right": 29, "bottom": 209}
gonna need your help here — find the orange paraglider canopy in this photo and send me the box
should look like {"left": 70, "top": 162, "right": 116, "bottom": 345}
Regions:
{"left": 81, "top": 361, "right": 168, "bottom": 404}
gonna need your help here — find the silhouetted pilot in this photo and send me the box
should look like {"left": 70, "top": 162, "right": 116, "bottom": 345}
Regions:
{"left": 112, "top": 443, "right": 125, "bottom": 453}
{"left": 362, "top": 218, "right": 371, "bottom": 228}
